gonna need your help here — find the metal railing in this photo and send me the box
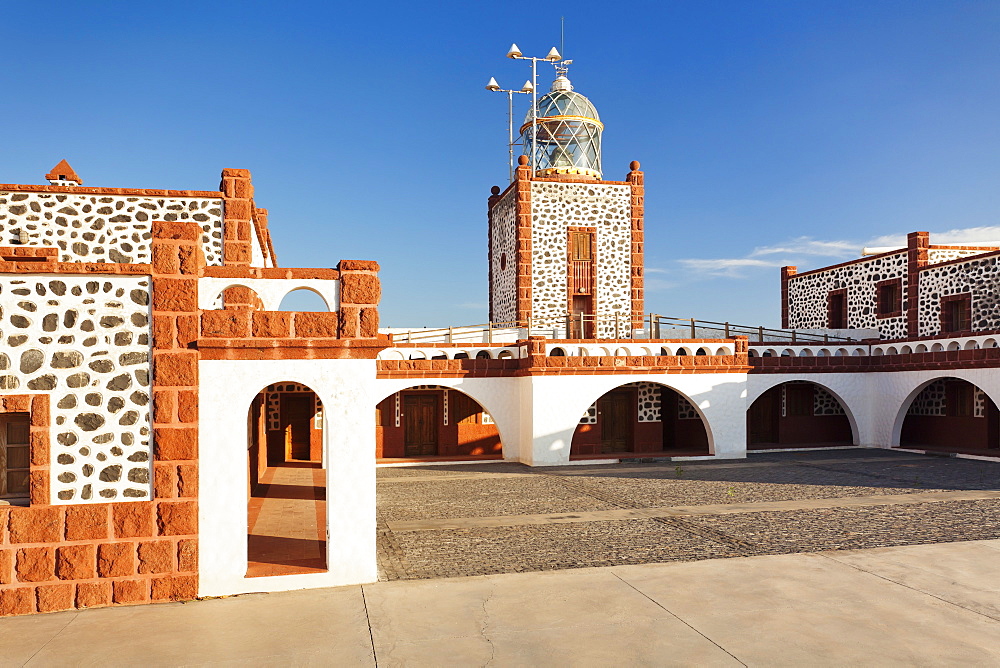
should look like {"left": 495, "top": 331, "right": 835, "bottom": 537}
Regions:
{"left": 386, "top": 313, "right": 861, "bottom": 345}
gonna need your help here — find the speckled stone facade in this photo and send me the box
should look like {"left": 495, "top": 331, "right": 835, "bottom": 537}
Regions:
{"left": 529, "top": 182, "right": 632, "bottom": 337}
{"left": 0, "top": 274, "right": 152, "bottom": 502}
{"left": 917, "top": 254, "right": 1000, "bottom": 336}
{"left": 0, "top": 192, "right": 223, "bottom": 266}
{"left": 786, "top": 252, "right": 908, "bottom": 338}
{"left": 488, "top": 189, "right": 518, "bottom": 325}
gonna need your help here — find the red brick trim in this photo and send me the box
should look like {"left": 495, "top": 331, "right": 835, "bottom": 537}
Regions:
{"left": 780, "top": 266, "right": 796, "bottom": 329}
{"left": 928, "top": 244, "right": 1000, "bottom": 252}
{"left": 919, "top": 246, "right": 1000, "bottom": 271}
{"left": 0, "top": 395, "right": 49, "bottom": 507}
{"left": 514, "top": 161, "right": 533, "bottom": 327}
{"left": 0, "top": 184, "right": 220, "bottom": 198}
{"left": 907, "top": 231, "right": 930, "bottom": 337}
{"left": 220, "top": 169, "right": 253, "bottom": 267}
{"left": 0, "top": 260, "right": 152, "bottom": 276}
{"left": 198, "top": 338, "right": 388, "bottom": 360}
{"left": 201, "top": 266, "right": 339, "bottom": 280}
{"left": 627, "top": 163, "right": 645, "bottom": 331}
{"left": 487, "top": 186, "right": 501, "bottom": 323}
{"left": 749, "top": 346, "right": 1000, "bottom": 374}
{"left": 875, "top": 278, "right": 904, "bottom": 319}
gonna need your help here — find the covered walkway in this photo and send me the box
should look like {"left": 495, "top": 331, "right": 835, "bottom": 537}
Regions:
{"left": 247, "top": 463, "right": 326, "bottom": 577}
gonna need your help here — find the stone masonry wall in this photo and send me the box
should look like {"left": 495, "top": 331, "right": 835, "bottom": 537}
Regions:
{"left": 786, "top": 252, "right": 908, "bottom": 338}
{"left": 0, "top": 274, "right": 153, "bottom": 503}
{"left": 917, "top": 253, "right": 1000, "bottom": 336}
{"left": 0, "top": 192, "right": 223, "bottom": 266}
{"left": 489, "top": 189, "right": 518, "bottom": 325}
{"left": 529, "top": 181, "right": 632, "bottom": 337}
{"left": 0, "top": 222, "right": 201, "bottom": 617}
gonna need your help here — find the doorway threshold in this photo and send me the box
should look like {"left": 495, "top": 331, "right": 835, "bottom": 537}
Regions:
{"left": 378, "top": 455, "right": 505, "bottom": 468}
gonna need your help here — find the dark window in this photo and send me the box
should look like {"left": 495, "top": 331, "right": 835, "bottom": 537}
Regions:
{"left": 549, "top": 347, "right": 566, "bottom": 356}
{"left": 947, "top": 381, "right": 974, "bottom": 417}
{"left": 0, "top": 414, "right": 30, "bottom": 499}
{"left": 828, "top": 291, "right": 847, "bottom": 329}
{"left": 877, "top": 282, "right": 899, "bottom": 316}
{"left": 943, "top": 296, "right": 970, "bottom": 333}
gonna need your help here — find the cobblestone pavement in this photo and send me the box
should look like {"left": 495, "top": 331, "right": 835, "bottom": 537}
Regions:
{"left": 376, "top": 449, "right": 1000, "bottom": 580}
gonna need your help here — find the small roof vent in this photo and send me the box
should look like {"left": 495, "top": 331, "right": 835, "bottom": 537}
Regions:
{"left": 45, "top": 159, "right": 82, "bottom": 186}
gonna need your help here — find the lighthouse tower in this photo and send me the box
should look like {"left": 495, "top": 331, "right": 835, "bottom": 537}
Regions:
{"left": 487, "top": 71, "right": 644, "bottom": 339}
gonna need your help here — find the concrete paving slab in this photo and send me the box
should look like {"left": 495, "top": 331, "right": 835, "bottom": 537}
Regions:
{"left": 825, "top": 538, "right": 1000, "bottom": 621}
{"left": 612, "top": 552, "right": 897, "bottom": 612}
{"left": 23, "top": 587, "right": 374, "bottom": 667}
{"left": 0, "top": 611, "right": 78, "bottom": 668}
{"left": 673, "top": 595, "right": 1000, "bottom": 667}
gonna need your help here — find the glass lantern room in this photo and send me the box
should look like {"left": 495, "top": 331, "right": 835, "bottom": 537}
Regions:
{"left": 520, "top": 74, "right": 603, "bottom": 179}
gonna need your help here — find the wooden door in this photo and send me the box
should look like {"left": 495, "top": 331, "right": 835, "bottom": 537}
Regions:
{"left": 282, "top": 394, "right": 314, "bottom": 460}
{"left": 0, "top": 415, "right": 29, "bottom": 498}
{"left": 748, "top": 387, "right": 780, "bottom": 445}
{"left": 570, "top": 295, "right": 593, "bottom": 339}
{"left": 600, "top": 391, "right": 632, "bottom": 453}
{"left": 404, "top": 394, "right": 439, "bottom": 456}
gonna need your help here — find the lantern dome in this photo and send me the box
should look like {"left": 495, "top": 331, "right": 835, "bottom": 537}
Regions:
{"left": 520, "top": 74, "right": 603, "bottom": 178}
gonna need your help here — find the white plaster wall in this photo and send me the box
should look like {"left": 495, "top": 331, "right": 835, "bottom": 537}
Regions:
{"left": 198, "top": 359, "right": 378, "bottom": 597}
{"left": 522, "top": 373, "right": 749, "bottom": 465}
{"left": 198, "top": 277, "right": 339, "bottom": 312}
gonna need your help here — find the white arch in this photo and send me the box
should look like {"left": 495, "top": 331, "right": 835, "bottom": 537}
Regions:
{"left": 888, "top": 375, "right": 999, "bottom": 447}
{"left": 716, "top": 346, "right": 733, "bottom": 355}
{"left": 852, "top": 347, "right": 866, "bottom": 356}
{"left": 799, "top": 348, "right": 814, "bottom": 357}
{"left": 964, "top": 340, "right": 979, "bottom": 350}
{"left": 931, "top": 343, "right": 945, "bottom": 352}
{"left": 984, "top": 338, "right": 998, "bottom": 348}
{"left": 277, "top": 286, "right": 331, "bottom": 312}
{"left": 374, "top": 379, "right": 517, "bottom": 461}
{"left": 885, "top": 346, "right": 898, "bottom": 355}
{"left": 915, "top": 344, "right": 929, "bottom": 353}
{"left": 569, "top": 380, "right": 717, "bottom": 455}
{"left": 899, "top": 345, "right": 912, "bottom": 354}
{"left": 746, "top": 377, "right": 861, "bottom": 446}
{"left": 197, "top": 277, "right": 340, "bottom": 312}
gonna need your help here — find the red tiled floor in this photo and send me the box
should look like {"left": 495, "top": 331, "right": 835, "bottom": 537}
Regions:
{"left": 247, "top": 463, "right": 327, "bottom": 578}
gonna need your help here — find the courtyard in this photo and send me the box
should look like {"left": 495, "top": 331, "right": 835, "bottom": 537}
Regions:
{"left": 376, "top": 449, "right": 1000, "bottom": 580}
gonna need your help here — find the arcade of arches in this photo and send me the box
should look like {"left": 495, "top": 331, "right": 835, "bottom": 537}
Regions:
{"left": 899, "top": 378, "right": 1000, "bottom": 453}
{"left": 376, "top": 386, "right": 501, "bottom": 460}
{"left": 246, "top": 383, "right": 327, "bottom": 577}
{"left": 571, "top": 382, "right": 710, "bottom": 457}
{"left": 747, "top": 382, "right": 853, "bottom": 449}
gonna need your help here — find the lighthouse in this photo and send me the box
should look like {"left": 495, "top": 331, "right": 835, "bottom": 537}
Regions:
{"left": 487, "top": 66, "right": 644, "bottom": 339}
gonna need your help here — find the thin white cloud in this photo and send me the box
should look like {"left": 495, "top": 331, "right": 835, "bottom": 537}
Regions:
{"left": 677, "top": 257, "right": 784, "bottom": 278}
{"left": 866, "top": 226, "right": 1000, "bottom": 248}
{"left": 748, "top": 237, "right": 857, "bottom": 258}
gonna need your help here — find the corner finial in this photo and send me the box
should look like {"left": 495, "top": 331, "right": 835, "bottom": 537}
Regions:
{"left": 490, "top": 186, "right": 501, "bottom": 195}
{"left": 518, "top": 155, "right": 529, "bottom": 166}
{"left": 629, "top": 160, "right": 640, "bottom": 172}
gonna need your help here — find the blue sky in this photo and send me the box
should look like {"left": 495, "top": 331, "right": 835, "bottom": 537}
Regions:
{"left": 3, "top": 1, "right": 999, "bottom": 327}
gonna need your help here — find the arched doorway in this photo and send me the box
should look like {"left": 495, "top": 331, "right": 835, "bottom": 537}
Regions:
{"left": 899, "top": 378, "right": 1000, "bottom": 453}
{"left": 747, "top": 381, "right": 854, "bottom": 449}
{"left": 376, "top": 385, "right": 502, "bottom": 460}
{"left": 246, "top": 382, "right": 326, "bottom": 577}
{"left": 571, "top": 382, "right": 710, "bottom": 458}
